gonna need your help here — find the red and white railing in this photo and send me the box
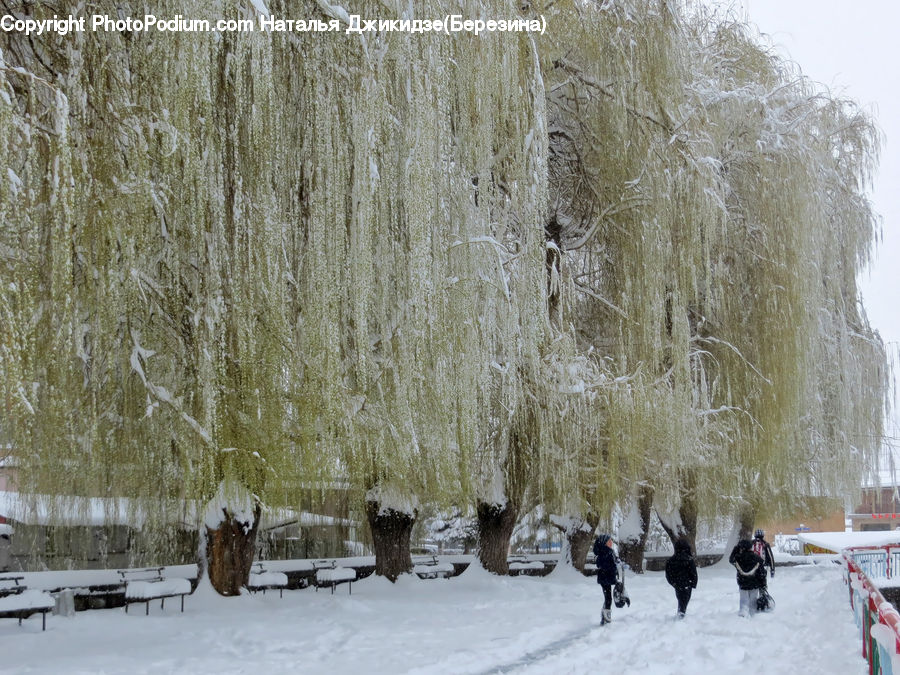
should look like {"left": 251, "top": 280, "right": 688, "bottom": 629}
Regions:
{"left": 845, "top": 546, "right": 900, "bottom": 675}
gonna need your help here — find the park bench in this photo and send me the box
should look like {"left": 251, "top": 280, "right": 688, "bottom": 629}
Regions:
{"left": 313, "top": 560, "right": 356, "bottom": 595}
{"left": 0, "top": 575, "right": 54, "bottom": 631}
{"left": 246, "top": 562, "right": 289, "bottom": 598}
{"left": 118, "top": 567, "right": 191, "bottom": 615}
{"left": 413, "top": 555, "right": 455, "bottom": 580}
{"left": 507, "top": 556, "right": 546, "bottom": 577}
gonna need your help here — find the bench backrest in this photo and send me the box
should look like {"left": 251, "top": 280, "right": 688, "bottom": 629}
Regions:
{"left": 118, "top": 567, "right": 165, "bottom": 583}
{"left": 0, "top": 576, "right": 25, "bottom": 595}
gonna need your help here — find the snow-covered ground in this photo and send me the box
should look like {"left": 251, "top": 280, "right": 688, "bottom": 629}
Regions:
{"left": 2, "top": 559, "right": 866, "bottom": 674}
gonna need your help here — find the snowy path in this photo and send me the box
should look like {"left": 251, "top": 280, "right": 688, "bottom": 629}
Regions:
{"left": 1, "top": 560, "right": 866, "bottom": 674}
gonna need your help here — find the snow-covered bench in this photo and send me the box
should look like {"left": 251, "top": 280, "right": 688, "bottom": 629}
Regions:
{"left": 246, "top": 562, "right": 289, "bottom": 598}
{"left": 508, "top": 559, "right": 546, "bottom": 577}
{"left": 118, "top": 567, "right": 191, "bottom": 615}
{"left": 314, "top": 562, "right": 356, "bottom": 595}
{"left": 413, "top": 556, "right": 455, "bottom": 580}
{"left": 0, "top": 576, "right": 54, "bottom": 631}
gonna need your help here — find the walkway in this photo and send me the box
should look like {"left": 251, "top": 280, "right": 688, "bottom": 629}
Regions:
{"left": 2, "top": 557, "right": 865, "bottom": 674}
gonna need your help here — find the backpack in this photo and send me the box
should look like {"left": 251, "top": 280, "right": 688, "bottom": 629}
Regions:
{"left": 752, "top": 539, "right": 766, "bottom": 560}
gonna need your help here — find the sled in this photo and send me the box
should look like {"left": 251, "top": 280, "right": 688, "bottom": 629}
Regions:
{"left": 756, "top": 589, "right": 775, "bottom": 612}
{"left": 613, "top": 560, "right": 631, "bottom": 608}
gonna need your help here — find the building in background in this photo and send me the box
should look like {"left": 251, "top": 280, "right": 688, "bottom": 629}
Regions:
{"left": 848, "top": 474, "right": 900, "bottom": 531}
{"left": 759, "top": 497, "right": 845, "bottom": 542}
{"left": 0, "top": 453, "right": 16, "bottom": 492}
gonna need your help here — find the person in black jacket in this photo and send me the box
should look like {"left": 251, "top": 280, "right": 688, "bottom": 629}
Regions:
{"left": 728, "top": 539, "right": 766, "bottom": 617}
{"left": 593, "top": 533, "right": 618, "bottom": 625}
{"left": 665, "top": 538, "right": 698, "bottom": 619}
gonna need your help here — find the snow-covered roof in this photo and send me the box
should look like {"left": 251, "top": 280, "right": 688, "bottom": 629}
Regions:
{"left": 797, "top": 530, "right": 900, "bottom": 553}
{"left": 0, "top": 491, "right": 159, "bottom": 527}
{"left": 261, "top": 507, "right": 354, "bottom": 529}
{"left": 0, "top": 491, "right": 350, "bottom": 530}
{"left": 862, "top": 469, "right": 900, "bottom": 489}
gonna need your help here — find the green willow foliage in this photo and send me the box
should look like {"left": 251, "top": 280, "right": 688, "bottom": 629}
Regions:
{"left": 1, "top": 0, "right": 550, "bottom": 551}
{"left": 539, "top": 1, "right": 887, "bottom": 525}
{"left": 0, "top": 0, "right": 888, "bottom": 565}
{"left": 690, "top": 18, "right": 887, "bottom": 519}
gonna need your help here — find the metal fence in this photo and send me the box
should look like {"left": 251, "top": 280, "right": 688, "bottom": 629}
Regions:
{"left": 845, "top": 547, "right": 900, "bottom": 674}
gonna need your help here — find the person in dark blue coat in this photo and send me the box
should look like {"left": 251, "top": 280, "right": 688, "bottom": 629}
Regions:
{"left": 593, "top": 533, "right": 619, "bottom": 625}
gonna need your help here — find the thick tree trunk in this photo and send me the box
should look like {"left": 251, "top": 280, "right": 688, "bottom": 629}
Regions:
{"left": 545, "top": 217, "right": 563, "bottom": 325}
{"left": 366, "top": 500, "right": 416, "bottom": 582}
{"left": 659, "top": 513, "right": 698, "bottom": 554}
{"left": 675, "top": 509, "right": 698, "bottom": 554}
{"left": 569, "top": 527, "right": 596, "bottom": 572}
{"left": 658, "top": 472, "right": 700, "bottom": 553}
{"left": 205, "top": 501, "right": 261, "bottom": 596}
{"left": 477, "top": 501, "right": 518, "bottom": 575}
{"left": 619, "top": 483, "right": 654, "bottom": 573}
{"left": 551, "top": 512, "right": 600, "bottom": 572}
{"left": 657, "top": 511, "right": 693, "bottom": 554}
{"left": 738, "top": 503, "right": 756, "bottom": 542}
{"left": 677, "top": 470, "right": 698, "bottom": 553}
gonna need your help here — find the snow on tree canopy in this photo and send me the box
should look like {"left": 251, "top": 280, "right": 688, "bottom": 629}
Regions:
{"left": 0, "top": 0, "right": 888, "bottom": 568}
{"left": 366, "top": 484, "right": 419, "bottom": 518}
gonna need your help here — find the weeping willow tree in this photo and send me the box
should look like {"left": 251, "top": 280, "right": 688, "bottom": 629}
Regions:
{"left": 1, "top": 0, "right": 890, "bottom": 587}
{"left": 533, "top": 0, "right": 888, "bottom": 564}
{"left": 460, "top": 32, "right": 550, "bottom": 577}
{"left": 1, "top": 0, "right": 556, "bottom": 582}
{"left": 268, "top": 2, "right": 553, "bottom": 579}
{"left": 535, "top": 0, "right": 728, "bottom": 565}
{"left": 691, "top": 17, "right": 888, "bottom": 536}
{"left": 0, "top": 1, "right": 316, "bottom": 591}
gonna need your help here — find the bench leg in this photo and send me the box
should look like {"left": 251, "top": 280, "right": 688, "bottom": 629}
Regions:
{"left": 181, "top": 595, "right": 184, "bottom": 612}
{"left": 279, "top": 588, "right": 283, "bottom": 599}
{"left": 349, "top": 582, "right": 352, "bottom": 595}
{"left": 42, "top": 611, "right": 46, "bottom": 631}
{"left": 146, "top": 601, "right": 150, "bottom": 616}
{"left": 125, "top": 603, "right": 129, "bottom": 614}
{"left": 161, "top": 598, "right": 165, "bottom": 611}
